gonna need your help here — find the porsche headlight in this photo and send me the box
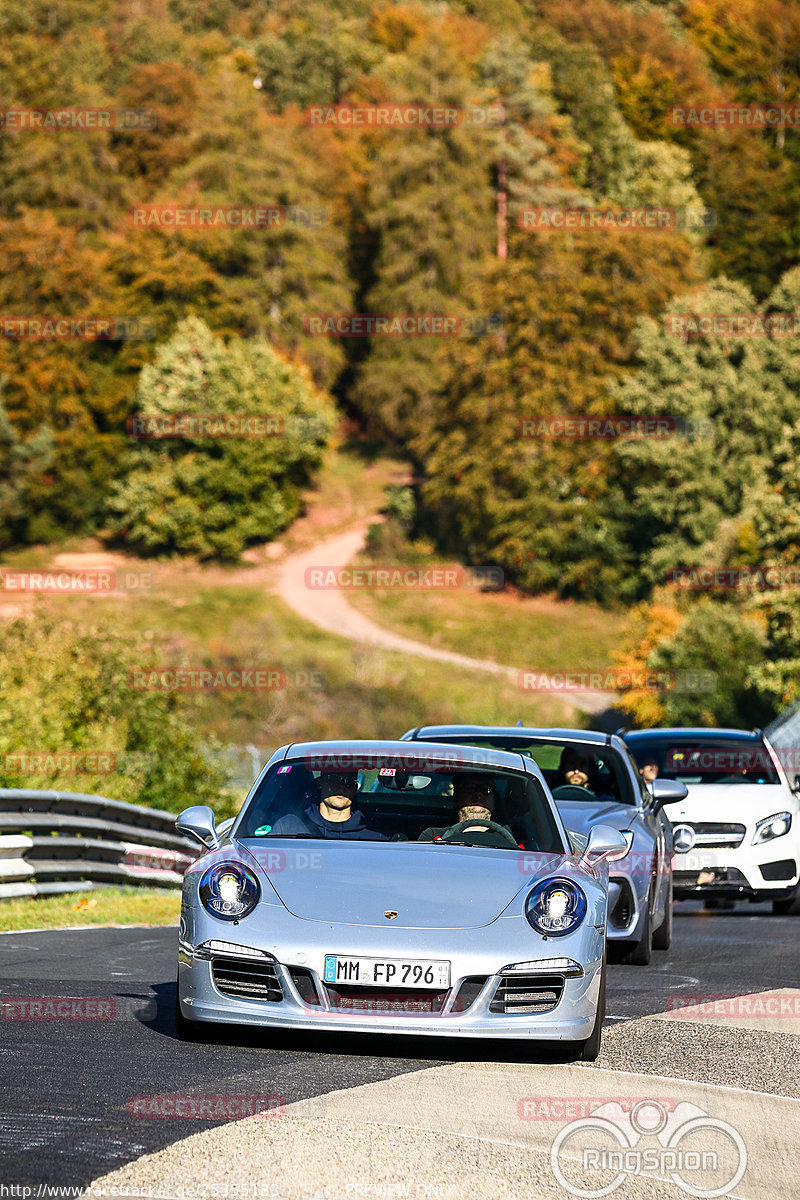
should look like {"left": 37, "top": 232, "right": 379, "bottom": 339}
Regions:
{"left": 525, "top": 878, "right": 587, "bottom": 937}
{"left": 199, "top": 862, "right": 260, "bottom": 921}
{"left": 753, "top": 812, "right": 792, "bottom": 845}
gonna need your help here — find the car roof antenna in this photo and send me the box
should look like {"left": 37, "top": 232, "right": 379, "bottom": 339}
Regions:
{"left": 516, "top": 718, "right": 523, "bottom": 726}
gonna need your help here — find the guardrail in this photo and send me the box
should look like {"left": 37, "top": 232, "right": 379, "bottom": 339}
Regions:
{"left": 0, "top": 789, "right": 197, "bottom": 900}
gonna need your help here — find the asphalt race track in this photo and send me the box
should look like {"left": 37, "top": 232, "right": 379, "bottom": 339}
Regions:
{"left": 1, "top": 906, "right": 798, "bottom": 1200}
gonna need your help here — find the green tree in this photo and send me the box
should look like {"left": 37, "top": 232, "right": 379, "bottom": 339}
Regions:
{"left": 609, "top": 272, "right": 800, "bottom": 591}
{"left": 107, "top": 317, "right": 335, "bottom": 559}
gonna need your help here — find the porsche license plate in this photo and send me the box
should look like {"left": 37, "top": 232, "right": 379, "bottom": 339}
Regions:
{"left": 323, "top": 955, "right": 450, "bottom": 989}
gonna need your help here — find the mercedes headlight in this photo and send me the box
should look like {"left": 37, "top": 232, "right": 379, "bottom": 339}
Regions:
{"left": 199, "top": 862, "right": 260, "bottom": 921}
{"left": 525, "top": 878, "right": 587, "bottom": 937}
{"left": 753, "top": 812, "right": 792, "bottom": 845}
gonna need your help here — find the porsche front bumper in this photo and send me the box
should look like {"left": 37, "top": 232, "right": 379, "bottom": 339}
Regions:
{"left": 177, "top": 913, "right": 604, "bottom": 1041}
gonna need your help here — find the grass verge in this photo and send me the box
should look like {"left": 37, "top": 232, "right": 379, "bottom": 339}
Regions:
{"left": 347, "top": 556, "right": 626, "bottom": 674}
{"left": 0, "top": 887, "right": 181, "bottom": 932}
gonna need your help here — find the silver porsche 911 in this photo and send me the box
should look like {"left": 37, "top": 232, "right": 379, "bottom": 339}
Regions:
{"left": 175, "top": 740, "right": 627, "bottom": 1060}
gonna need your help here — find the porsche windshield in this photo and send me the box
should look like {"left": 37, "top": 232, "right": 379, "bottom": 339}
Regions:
{"left": 237, "top": 759, "right": 565, "bottom": 852}
{"left": 628, "top": 738, "right": 780, "bottom": 785}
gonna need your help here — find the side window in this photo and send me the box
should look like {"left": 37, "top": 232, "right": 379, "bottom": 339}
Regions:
{"left": 619, "top": 744, "right": 650, "bottom": 804}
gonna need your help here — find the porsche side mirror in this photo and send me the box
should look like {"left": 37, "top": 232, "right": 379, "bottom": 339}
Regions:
{"left": 176, "top": 805, "right": 221, "bottom": 850}
{"left": 651, "top": 778, "right": 688, "bottom": 807}
{"left": 583, "top": 824, "right": 628, "bottom": 865}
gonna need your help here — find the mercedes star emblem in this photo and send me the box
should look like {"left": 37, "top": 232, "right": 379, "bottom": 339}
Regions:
{"left": 672, "top": 824, "right": 696, "bottom": 853}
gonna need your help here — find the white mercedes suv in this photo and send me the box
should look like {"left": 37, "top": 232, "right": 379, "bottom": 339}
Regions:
{"left": 623, "top": 727, "right": 800, "bottom": 914}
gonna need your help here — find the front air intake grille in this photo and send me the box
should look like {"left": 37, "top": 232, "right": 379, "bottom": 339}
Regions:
{"left": 211, "top": 955, "right": 282, "bottom": 1002}
{"left": 691, "top": 822, "right": 746, "bottom": 848}
{"left": 323, "top": 987, "right": 448, "bottom": 1014}
{"left": 287, "top": 967, "right": 321, "bottom": 1005}
{"left": 490, "top": 974, "right": 564, "bottom": 1015}
{"left": 452, "top": 976, "right": 489, "bottom": 1013}
{"left": 608, "top": 879, "right": 635, "bottom": 930}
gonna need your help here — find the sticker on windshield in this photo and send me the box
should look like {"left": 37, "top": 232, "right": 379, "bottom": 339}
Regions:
{"left": 379, "top": 768, "right": 396, "bottom": 776}
{"left": 254, "top": 825, "right": 272, "bottom": 836}
{"left": 277, "top": 765, "right": 292, "bottom": 774}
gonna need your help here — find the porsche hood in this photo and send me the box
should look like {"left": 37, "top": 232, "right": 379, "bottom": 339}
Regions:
{"left": 237, "top": 840, "right": 570, "bottom": 929}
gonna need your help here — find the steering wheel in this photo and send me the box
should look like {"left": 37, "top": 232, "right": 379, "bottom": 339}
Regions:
{"left": 440, "top": 819, "right": 519, "bottom": 848}
{"left": 551, "top": 784, "right": 597, "bottom": 801}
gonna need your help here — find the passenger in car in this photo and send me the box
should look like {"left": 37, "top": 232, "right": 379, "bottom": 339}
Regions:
{"left": 640, "top": 756, "right": 659, "bottom": 791}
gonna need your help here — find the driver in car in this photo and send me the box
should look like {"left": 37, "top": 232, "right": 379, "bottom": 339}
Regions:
{"left": 270, "top": 772, "right": 388, "bottom": 841}
{"left": 417, "top": 773, "right": 514, "bottom": 844}
{"left": 558, "top": 748, "right": 597, "bottom": 792}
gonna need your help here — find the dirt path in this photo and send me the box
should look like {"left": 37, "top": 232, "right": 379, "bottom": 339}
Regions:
{"left": 276, "top": 523, "right": 613, "bottom": 716}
